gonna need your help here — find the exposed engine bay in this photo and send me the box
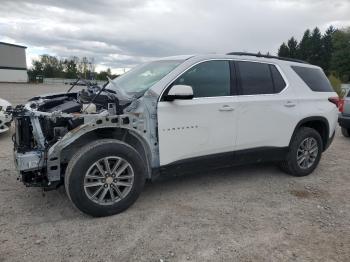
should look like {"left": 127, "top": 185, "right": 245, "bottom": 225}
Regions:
{"left": 12, "top": 80, "right": 158, "bottom": 190}
{"left": 15, "top": 84, "right": 130, "bottom": 148}
{"left": 30, "top": 83, "right": 129, "bottom": 114}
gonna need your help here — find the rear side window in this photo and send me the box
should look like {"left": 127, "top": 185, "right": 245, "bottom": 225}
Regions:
{"left": 347, "top": 90, "right": 350, "bottom": 97}
{"left": 238, "top": 61, "right": 275, "bottom": 95}
{"left": 270, "top": 65, "right": 286, "bottom": 93}
{"left": 292, "top": 66, "right": 332, "bottom": 92}
{"left": 172, "top": 60, "right": 230, "bottom": 98}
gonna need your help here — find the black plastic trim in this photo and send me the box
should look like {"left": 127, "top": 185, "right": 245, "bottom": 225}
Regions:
{"left": 268, "top": 64, "right": 276, "bottom": 93}
{"left": 229, "top": 61, "right": 238, "bottom": 96}
{"left": 290, "top": 116, "right": 330, "bottom": 151}
{"left": 233, "top": 61, "right": 243, "bottom": 95}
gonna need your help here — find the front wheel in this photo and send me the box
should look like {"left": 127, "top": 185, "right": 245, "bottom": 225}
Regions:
{"left": 65, "top": 139, "right": 146, "bottom": 217}
{"left": 341, "top": 127, "right": 350, "bottom": 137}
{"left": 279, "top": 127, "right": 323, "bottom": 177}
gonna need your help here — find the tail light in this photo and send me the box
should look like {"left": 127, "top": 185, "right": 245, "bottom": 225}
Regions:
{"left": 328, "top": 97, "right": 344, "bottom": 112}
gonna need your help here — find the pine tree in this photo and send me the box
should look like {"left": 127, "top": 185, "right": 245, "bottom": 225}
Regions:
{"left": 298, "top": 29, "right": 312, "bottom": 60}
{"left": 287, "top": 37, "right": 299, "bottom": 58}
{"left": 278, "top": 42, "right": 290, "bottom": 57}
{"left": 309, "top": 27, "right": 323, "bottom": 67}
{"left": 322, "top": 26, "right": 336, "bottom": 74}
{"left": 276, "top": 26, "right": 350, "bottom": 81}
{"left": 331, "top": 28, "right": 350, "bottom": 82}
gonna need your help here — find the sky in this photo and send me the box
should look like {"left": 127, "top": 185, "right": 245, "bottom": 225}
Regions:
{"left": 0, "top": 0, "right": 349, "bottom": 74}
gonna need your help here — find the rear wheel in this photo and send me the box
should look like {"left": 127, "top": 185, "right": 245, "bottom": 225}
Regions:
{"left": 280, "top": 127, "right": 323, "bottom": 177}
{"left": 341, "top": 127, "right": 350, "bottom": 137}
{"left": 65, "top": 139, "right": 146, "bottom": 217}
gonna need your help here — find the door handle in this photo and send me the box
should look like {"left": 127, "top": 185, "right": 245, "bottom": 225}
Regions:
{"left": 284, "top": 101, "right": 296, "bottom": 108}
{"left": 219, "top": 105, "right": 234, "bottom": 112}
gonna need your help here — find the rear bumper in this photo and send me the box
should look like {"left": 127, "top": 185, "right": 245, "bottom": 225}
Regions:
{"left": 338, "top": 114, "right": 350, "bottom": 129}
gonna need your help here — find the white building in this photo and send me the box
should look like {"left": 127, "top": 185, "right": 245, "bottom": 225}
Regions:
{"left": 0, "top": 42, "right": 28, "bottom": 82}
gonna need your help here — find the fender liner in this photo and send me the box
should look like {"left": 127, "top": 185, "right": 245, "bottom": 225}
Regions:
{"left": 289, "top": 116, "right": 330, "bottom": 151}
{"left": 60, "top": 127, "right": 153, "bottom": 179}
{"left": 47, "top": 116, "right": 153, "bottom": 181}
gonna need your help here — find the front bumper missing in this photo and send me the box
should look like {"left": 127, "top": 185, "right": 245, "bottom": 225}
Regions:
{"left": 13, "top": 150, "right": 51, "bottom": 187}
{"left": 14, "top": 150, "right": 44, "bottom": 171}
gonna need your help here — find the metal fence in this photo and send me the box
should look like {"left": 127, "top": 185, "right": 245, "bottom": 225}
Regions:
{"left": 43, "top": 78, "right": 106, "bottom": 86}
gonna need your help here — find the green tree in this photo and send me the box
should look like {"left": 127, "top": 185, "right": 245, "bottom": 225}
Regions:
{"left": 329, "top": 74, "right": 344, "bottom": 97}
{"left": 287, "top": 37, "right": 298, "bottom": 58}
{"left": 29, "top": 55, "right": 97, "bottom": 80}
{"left": 331, "top": 28, "right": 350, "bottom": 82}
{"left": 63, "top": 57, "right": 79, "bottom": 79}
{"left": 277, "top": 25, "right": 350, "bottom": 81}
{"left": 28, "top": 60, "right": 44, "bottom": 81}
{"left": 96, "top": 68, "right": 113, "bottom": 81}
{"left": 308, "top": 27, "right": 323, "bottom": 67}
{"left": 278, "top": 42, "right": 290, "bottom": 57}
{"left": 39, "top": 54, "right": 64, "bottom": 78}
{"left": 322, "top": 26, "right": 336, "bottom": 74}
{"left": 298, "top": 29, "right": 312, "bottom": 60}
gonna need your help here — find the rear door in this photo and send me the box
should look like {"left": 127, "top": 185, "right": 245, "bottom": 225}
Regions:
{"left": 234, "top": 61, "right": 299, "bottom": 150}
{"left": 157, "top": 60, "right": 238, "bottom": 166}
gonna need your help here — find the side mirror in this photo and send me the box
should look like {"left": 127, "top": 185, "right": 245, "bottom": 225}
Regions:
{"left": 165, "top": 85, "right": 194, "bottom": 101}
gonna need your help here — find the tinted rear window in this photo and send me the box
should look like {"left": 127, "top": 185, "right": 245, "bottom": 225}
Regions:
{"left": 238, "top": 61, "right": 274, "bottom": 95}
{"left": 292, "top": 66, "right": 332, "bottom": 92}
{"left": 270, "top": 65, "right": 286, "bottom": 93}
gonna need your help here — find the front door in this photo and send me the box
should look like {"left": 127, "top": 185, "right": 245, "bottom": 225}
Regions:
{"left": 157, "top": 60, "right": 238, "bottom": 166}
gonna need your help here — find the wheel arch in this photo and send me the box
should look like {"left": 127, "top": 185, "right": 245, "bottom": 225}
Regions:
{"left": 60, "top": 127, "right": 153, "bottom": 179}
{"left": 290, "top": 116, "right": 330, "bottom": 151}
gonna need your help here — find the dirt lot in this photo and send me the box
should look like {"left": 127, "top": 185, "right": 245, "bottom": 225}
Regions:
{"left": 0, "top": 83, "right": 349, "bottom": 262}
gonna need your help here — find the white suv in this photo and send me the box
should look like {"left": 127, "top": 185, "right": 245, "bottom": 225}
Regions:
{"left": 12, "top": 53, "right": 338, "bottom": 217}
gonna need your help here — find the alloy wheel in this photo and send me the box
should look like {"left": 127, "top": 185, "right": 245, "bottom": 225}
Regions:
{"left": 83, "top": 156, "right": 134, "bottom": 205}
{"left": 296, "top": 137, "right": 319, "bottom": 169}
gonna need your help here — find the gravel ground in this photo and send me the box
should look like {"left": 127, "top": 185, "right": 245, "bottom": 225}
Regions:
{"left": 0, "top": 83, "right": 349, "bottom": 262}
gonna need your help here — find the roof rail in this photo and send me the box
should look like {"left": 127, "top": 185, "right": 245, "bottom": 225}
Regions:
{"left": 226, "top": 52, "right": 309, "bottom": 64}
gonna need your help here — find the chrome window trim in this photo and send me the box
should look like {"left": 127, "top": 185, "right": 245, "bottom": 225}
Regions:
{"left": 158, "top": 58, "right": 290, "bottom": 102}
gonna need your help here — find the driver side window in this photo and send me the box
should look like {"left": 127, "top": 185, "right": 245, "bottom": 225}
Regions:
{"left": 172, "top": 60, "right": 231, "bottom": 98}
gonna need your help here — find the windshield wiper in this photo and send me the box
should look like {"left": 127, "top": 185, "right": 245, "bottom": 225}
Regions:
{"left": 66, "top": 77, "right": 81, "bottom": 93}
{"left": 82, "top": 83, "right": 109, "bottom": 113}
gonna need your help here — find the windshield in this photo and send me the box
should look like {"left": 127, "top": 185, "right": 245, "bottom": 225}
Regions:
{"left": 109, "top": 60, "right": 183, "bottom": 96}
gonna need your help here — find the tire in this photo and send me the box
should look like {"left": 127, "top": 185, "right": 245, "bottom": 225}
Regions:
{"left": 341, "top": 127, "right": 350, "bottom": 137}
{"left": 65, "top": 139, "right": 146, "bottom": 217}
{"left": 279, "top": 127, "right": 323, "bottom": 177}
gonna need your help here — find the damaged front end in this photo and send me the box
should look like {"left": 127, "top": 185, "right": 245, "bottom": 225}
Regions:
{"left": 12, "top": 82, "right": 156, "bottom": 190}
